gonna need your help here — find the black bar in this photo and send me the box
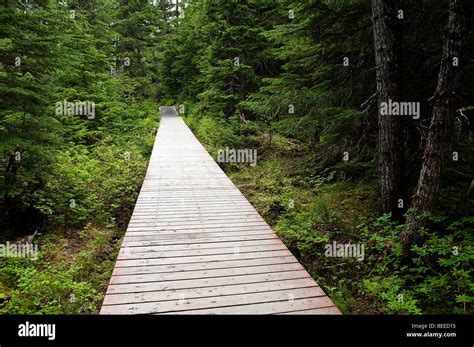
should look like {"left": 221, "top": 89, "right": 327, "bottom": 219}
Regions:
{"left": 0, "top": 315, "right": 472, "bottom": 345}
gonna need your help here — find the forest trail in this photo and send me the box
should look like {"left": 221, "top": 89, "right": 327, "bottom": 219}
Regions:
{"left": 100, "top": 106, "right": 340, "bottom": 314}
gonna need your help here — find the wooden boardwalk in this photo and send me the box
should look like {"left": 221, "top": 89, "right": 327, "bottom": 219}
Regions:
{"left": 100, "top": 106, "right": 340, "bottom": 314}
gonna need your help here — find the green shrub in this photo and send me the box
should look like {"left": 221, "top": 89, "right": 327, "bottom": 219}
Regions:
{"left": 359, "top": 214, "right": 473, "bottom": 314}
{"left": 0, "top": 265, "right": 99, "bottom": 315}
{"left": 0, "top": 225, "right": 121, "bottom": 314}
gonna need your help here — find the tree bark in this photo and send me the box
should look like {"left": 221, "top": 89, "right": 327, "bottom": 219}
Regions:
{"left": 371, "top": 0, "right": 404, "bottom": 219}
{"left": 403, "top": 0, "right": 466, "bottom": 255}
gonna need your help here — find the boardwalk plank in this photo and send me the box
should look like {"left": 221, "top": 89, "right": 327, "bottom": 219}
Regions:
{"left": 111, "top": 256, "right": 299, "bottom": 276}
{"left": 109, "top": 262, "right": 305, "bottom": 285}
{"left": 120, "top": 239, "right": 282, "bottom": 252}
{"left": 122, "top": 233, "right": 278, "bottom": 247}
{"left": 106, "top": 270, "right": 311, "bottom": 294}
{"left": 168, "top": 297, "right": 336, "bottom": 315}
{"left": 101, "top": 287, "right": 326, "bottom": 314}
{"left": 117, "top": 243, "right": 288, "bottom": 260}
{"left": 102, "top": 278, "right": 318, "bottom": 306}
{"left": 114, "top": 250, "right": 296, "bottom": 268}
{"left": 278, "top": 307, "right": 342, "bottom": 315}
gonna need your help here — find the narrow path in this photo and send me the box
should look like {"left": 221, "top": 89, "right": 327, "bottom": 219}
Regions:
{"left": 100, "top": 106, "right": 340, "bottom": 314}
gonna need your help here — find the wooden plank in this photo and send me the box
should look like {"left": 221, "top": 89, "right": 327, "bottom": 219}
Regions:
{"left": 109, "top": 262, "right": 305, "bottom": 285}
{"left": 278, "top": 306, "right": 342, "bottom": 315}
{"left": 123, "top": 225, "right": 274, "bottom": 235}
{"left": 114, "top": 249, "right": 295, "bottom": 268}
{"left": 127, "top": 219, "right": 266, "bottom": 228}
{"left": 122, "top": 230, "right": 276, "bottom": 241}
{"left": 135, "top": 196, "right": 249, "bottom": 202}
{"left": 111, "top": 256, "right": 299, "bottom": 276}
{"left": 130, "top": 208, "right": 258, "bottom": 215}
{"left": 101, "top": 287, "right": 326, "bottom": 314}
{"left": 117, "top": 243, "right": 288, "bottom": 260}
{"left": 121, "top": 234, "right": 279, "bottom": 247}
{"left": 120, "top": 239, "right": 282, "bottom": 252}
{"left": 131, "top": 208, "right": 258, "bottom": 214}
{"left": 168, "top": 297, "right": 336, "bottom": 315}
{"left": 129, "top": 212, "right": 262, "bottom": 220}
{"left": 129, "top": 213, "right": 263, "bottom": 222}
{"left": 133, "top": 198, "right": 255, "bottom": 203}
{"left": 130, "top": 204, "right": 254, "bottom": 210}
{"left": 106, "top": 270, "right": 311, "bottom": 294}
{"left": 102, "top": 278, "right": 317, "bottom": 306}
{"left": 125, "top": 222, "right": 269, "bottom": 232}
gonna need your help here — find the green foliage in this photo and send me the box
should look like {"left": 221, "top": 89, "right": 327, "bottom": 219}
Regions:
{"left": 359, "top": 215, "right": 473, "bottom": 314}
{"left": 0, "top": 0, "right": 162, "bottom": 236}
{"left": 114, "top": 0, "right": 170, "bottom": 98}
{"left": 33, "top": 139, "right": 151, "bottom": 229}
{"left": 1, "top": 265, "right": 99, "bottom": 314}
{"left": 242, "top": 0, "right": 372, "bottom": 163}
{"left": 196, "top": 117, "right": 241, "bottom": 150}
{"left": 277, "top": 209, "right": 330, "bottom": 259}
{"left": 159, "top": 0, "right": 279, "bottom": 120}
{"left": 362, "top": 276, "right": 422, "bottom": 315}
{"left": 0, "top": 0, "right": 162, "bottom": 314}
{"left": 0, "top": 226, "right": 121, "bottom": 314}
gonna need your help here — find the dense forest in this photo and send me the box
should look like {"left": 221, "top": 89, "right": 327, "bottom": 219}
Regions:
{"left": 0, "top": 0, "right": 473, "bottom": 315}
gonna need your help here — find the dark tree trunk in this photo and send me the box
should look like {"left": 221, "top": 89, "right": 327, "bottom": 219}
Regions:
{"left": 371, "top": 0, "right": 405, "bottom": 219}
{"left": 403, "top": 0, "right": 466, "bottom": 255}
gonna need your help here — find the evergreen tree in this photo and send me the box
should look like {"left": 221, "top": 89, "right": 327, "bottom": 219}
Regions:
{"left": 0, "top": 0, "right": 75, "bottom": 233}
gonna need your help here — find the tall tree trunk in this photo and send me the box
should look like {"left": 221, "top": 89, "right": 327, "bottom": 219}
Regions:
{"left": 371, "top": 0, "right": 404, "bottom": 219}
{"left": 403, "top": 0, "right": 466, "bottom": 255}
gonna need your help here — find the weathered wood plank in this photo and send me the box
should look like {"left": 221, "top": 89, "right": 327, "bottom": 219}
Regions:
{"left": 101, "top": 287, "right": 326, "bottom": 314}
{"left": 278, "top": 307, "right": 342, "bottom": 315}
{"left": 117, "top": 243, "right": 288, "bottom": 260}
{"left": 106, "top": 270, "right": 311, "bottom": 294}
{"left": 127, "top": 219, "right": 266, "bottom": 228}
{"left": 111, "top": 256, "right": 298, "bottom": 276}
{"left": 167, "top": 297, "right": 337, "bottom": 315}
{"left": 121, "top": 234, "right": 279, "bottom": 247}
{"left": 123, "top": 225, "right": 273, "bottom": 235}
{"left": 120, "top": 239, "right": 283, "bottom": 252}
{"left": 109, "top": 262, "right": 305, "bottom": 285}
{"left": 122, "top": 230, "right": 276, "bottom": 241}
{"left": 103, "top": 278, "right": 318, "bottom": 306}
{"left": 114, "top": 249, "right": 295, "bottom": 268}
